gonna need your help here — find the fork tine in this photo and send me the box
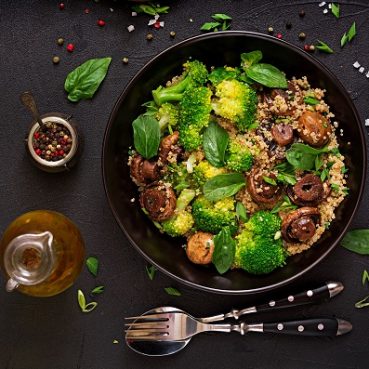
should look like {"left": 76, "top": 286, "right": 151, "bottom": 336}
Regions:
{"left": 125, "top": 322, "right": 169, "bottom": 329}
{"left": 124, "top": 313, "right": 170, "bottom": 321}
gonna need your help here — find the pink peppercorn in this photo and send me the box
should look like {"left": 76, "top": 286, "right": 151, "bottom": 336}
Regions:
{"left": 66, "top": 43, "right": 75, "bottom": 52}
{"left": 84, "top": 8, "right": 91, "bottom": 14}
{"left": 276, "top": 33, "right": 282, "bottom": 39}
{"left": 35, "top": 148, "right": 42, "bottom": 156}
{"left": 97, "top": 19, "right": 106, "bottom": 27}
{"left": 154, "top": 21, "right": 161, "bottom": 30}
{"left": 34, "top": 132, "right": 40, "bottom": 139}
{"left": 59, "top": 3, "right": 65, "bottom": 10}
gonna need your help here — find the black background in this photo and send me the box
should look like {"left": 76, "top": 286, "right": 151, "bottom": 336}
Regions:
{"left": 1, "top": 1, "right": 369, "bottom": 368}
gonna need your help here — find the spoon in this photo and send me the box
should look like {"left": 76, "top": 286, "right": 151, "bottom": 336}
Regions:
{"left": 20, "top": 91, "right": 46, "bottom": 130}
{"left": 126, "top": 306, "right": 189, "bottom": 356}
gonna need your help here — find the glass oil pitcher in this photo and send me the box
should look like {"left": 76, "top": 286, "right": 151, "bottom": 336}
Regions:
{"left": 0, "top": 210, "right": 85, "bottom": 297}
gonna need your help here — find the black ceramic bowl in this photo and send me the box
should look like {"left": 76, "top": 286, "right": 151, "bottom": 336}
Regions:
{"left": 102, "top": 32, "right": 367, "bottom": 294}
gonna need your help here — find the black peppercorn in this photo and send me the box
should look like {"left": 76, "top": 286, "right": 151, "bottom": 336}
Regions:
{"left": 286, "top": 22, "right": 292, "bottom": 30}
{"left": 299, "top": 10, "right": 305, "bottom": 17}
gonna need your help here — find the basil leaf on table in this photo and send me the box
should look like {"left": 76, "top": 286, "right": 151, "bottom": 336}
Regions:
{"left": 246, "top": 63, "right": 288, "bottom": 88}
{"left": 203, "top": 121, "right": 229, "bottom": 167}
{"left": 64, "top": 57, "right": 112, "bottom": 102}
{"left": 341, "top": 229, "right": 369, "bottom": 255}
{"left": 212, "top": 226, "right": 236, "bottom": 274}
{"left": 203, "top": 173, "right": 245, "bottom": 201}
{"left": 240, "top": 50, "right": 263, "bottom": 70}
{"left": 132, "top": 114, "right": 161, "bottom": 159}
{"left": 86, "top": 256, "right": 99, "bottom": 277}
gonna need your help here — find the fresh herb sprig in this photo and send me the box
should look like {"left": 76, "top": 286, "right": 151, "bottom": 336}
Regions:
{"left": 201, "top": 13, "right": 232, "bottom": 32}
{"left": 341, "top": 22, "right": 356, "bottom": 48}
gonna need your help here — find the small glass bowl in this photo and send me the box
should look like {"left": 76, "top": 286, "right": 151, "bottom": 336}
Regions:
{"left": 26, "top": 112, "right": 81, "bottom": 173}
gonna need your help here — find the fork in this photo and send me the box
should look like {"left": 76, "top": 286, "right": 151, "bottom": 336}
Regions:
{"left": 125, "top": 311, "right": 352, "bottom": 341}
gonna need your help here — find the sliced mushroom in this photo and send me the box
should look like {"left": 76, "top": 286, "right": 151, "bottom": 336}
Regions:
{"left": 130, "top": 154, "right": 160, "bottom": 186}
{"left": 159, "top": 131, "right": 182, "bottom": 164}
{"left": 139, "top": 183, "right": 176, "bottom": 221}
{"left": 186, "top": 232, "right": 214, "bottom": 265}
{"left": 271, "top": 123, "right": 294, "bottom": 146}
{"left": 247, "top": 169, "right": 282, "bottom": 209}
{"left": 287, "top": 174, "right": 324, "bottom": 207}
{"left": 298, "top": 111, "right": 332, "bottom": 147}
{"left": 281, "top": 207, "right": 321, "bottom": 243}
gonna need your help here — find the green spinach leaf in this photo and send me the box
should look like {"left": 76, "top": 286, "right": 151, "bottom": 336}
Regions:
{"left": 203, "top": 121, "right": 229, "bottom": 167}
{"left": 65, "top": 57, "right": 112, "bottom": 102}
{"left": 240, "top": 50, "right": 263, "bottom": 70}
{"left": 212, "top": 227, "right": 236, "bottom": 274}
{"left": 204, "top": 173, "right": 245, "bottom": 201}
{"left": 341, "top": 229, "right": 369, "bottom": 255}
{"left": 132, "top": 114, "right": 160, "bottom": 159}
{"left": 246, "top": 63, "right": 287, "bottom": 88}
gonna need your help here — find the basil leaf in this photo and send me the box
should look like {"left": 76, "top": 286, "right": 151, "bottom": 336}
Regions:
{"left": 362, "top": 270, "right": 369, "bottom": 286}
{"left": 246, "top": 63, "right": 288, "bottom": 88}
{"left": 204, "top": 173, "right": 245, "bottom": 201}
{"left": 341, "top": 229, "right": 369, "bottom": 255}
{"left": 132, "top": 114, "right": 160, "bottom": 159}
{"left": 203, "top": 121, "right": 229, "bottom": 167}
{"left": 286, "top": 143, "right": 329, "bottom": 170}
{"left": 200, "top": 22, "right": 221, "bottom": 31}
{"left": 320, "top": 168, "right": 330, "bottom": 182}
{"left": 86, "top": 256, "right": 99, "bottom": 277}
{"left": 64, "top": 57, "right": 112, "bottom": 102}
{"left": 164, "top": 287, "right": 181, "bottom": 296}
{"left": 315, "top": 155, "right": 324, "bottom": 171}
{"left": 212, "top": 13, "right": 232, "bottom": 21}
{"left": 276, "top": 173, "right": 297, "bottom": 185}
{"left": 331, "top": 3, "right": 340, "bottom": 18}
{"left": 91, "top": 286, "right": 104, "bottom": 295}
{"left": 271, "top": 195, "right": 297, "bottom": 214}
{"left": 236, "top": 202, "right": 248, "bottom": 222}
{"left": 212, "top": 227, "right": 236, "bottom": 274}
{"left": 316, "top": 40, "right": 334, "bottom": 54}
{"left": 304, "top": 96, "right": 320, "bottom": 105}
{"left": 263, "top": 176, "right": 277, "bottom": 186}
{"left": 240, "top": 50, "right": 263, "bottom": 70}
{"left": 146, "top": 264, "right": 156, "bottom": 280}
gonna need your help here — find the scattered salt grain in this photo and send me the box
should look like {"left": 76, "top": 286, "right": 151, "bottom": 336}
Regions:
{"left": 366, "top": 72, "right": 369, "bottom": 78}
{"left": 127, "top": 24, "right": 135, "bottom": 32}
{"left": 353, "top": 61, "right": 361, "bottom": 68}
{"left": 319, "top": 2, "right": 326, "bottom": 7}
{"left": 131, "top": 198, "right": 136, "bottom": 203}
{"left": 359, "top": 67, "right": 365, "bottom": 73}
{"left": 323, "top": 8, "right": 328, "bottom": 14}
{"left": 333, "top": 121, "right": 339, "bottom": 128}
{"left": 365, "top": 119, "right": 369, "bottom": 127}
{"left": 328, "top": 3, "right": 332, "bottom": 8}
{"left": 109, "top": 8, "right": 114, "bottom": 12}
{"left": 189, "top": 18, "right": 193, "bottom": 22}
{"left": 131, "top": 11, "right": 137, "bottom": 17}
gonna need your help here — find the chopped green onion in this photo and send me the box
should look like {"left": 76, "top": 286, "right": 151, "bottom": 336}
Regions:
{"left": 316, "top": 40, "right": 334, "bottom": 54}
{"left": 331, "top": 3, "right": 340, "bottom": 18}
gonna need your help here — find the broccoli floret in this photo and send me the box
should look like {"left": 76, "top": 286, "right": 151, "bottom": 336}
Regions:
{"left": 152, "top": 60, "right": 208, "bottom": 106}
{"left": 179, "top": 87, "right": 212, "bottom": 151}
{"left": 245, "top": 211, "right": 281, "bottom": 238}
{"left": 163, "top": 162, "right": 194, "bottom": 194}
{"left": 211, "top": 79, "right": 257, "bottom": 131}
{"left": 193, "top": 160, "right": 227, "bottom": 186}
{"left": 162, "top": 189, "right": 196, "bottom": 237}
{"left": 192, "top": 196, "right": 237, "bottom": 234}
{"left": 233, "top": 210, "right": 286, "bottom": 275}
{"left": 226, "top": 136, "right": 253, "bottom": 172}
{"left": 156, "top": 103, "right": 179, "bottom": 132}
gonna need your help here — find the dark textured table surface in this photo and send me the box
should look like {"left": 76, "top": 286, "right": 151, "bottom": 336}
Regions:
{"left": 1, "top": 1, "right": 369, "bottom": 368}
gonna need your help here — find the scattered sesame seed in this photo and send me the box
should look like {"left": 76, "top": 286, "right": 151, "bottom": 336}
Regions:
{"left": 359, "top": 67, "right": 365, "bottom": 73}
{"left": 333, "top": 121, "right": 339, "bottom": 128}
{"left": 353, "top": 61, "right": 361, "bottom": 68}
{"left": 319, "top": 2, "right": 326, "bottom": 7}
{"left": 127, "top": 24, "right": 135, "bottom": 32}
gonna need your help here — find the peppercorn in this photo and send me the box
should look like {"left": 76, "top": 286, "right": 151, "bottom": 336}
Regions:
{"left": 97, "top": 19, "right": 105, "bottom": 27}
{"left": 267, "top": 26, "right": 274, "bottom": 35}
{"left": 309, "top": 45, "right": 315, "bottom": 52}
{"left": 52, "top": 56, "right": 60, "bottom": 64}
{"left": 66, "top": 43, "right": 75, "bottom": 52}
{"left": 57, "top": 38, "right": 64, "bottom": 46}
{"left": 122, "top": 57, "right": 129, "bottom": 64}
{"left": 298, "top": 32, "right": 306, "bottom": 41}
{"left": 146, "top": 33, "right": 154, "bottom": 41}
{"left": 299, "top": 10, "right": 305, "bottom": 17}
{"left": 170, "top": 31, "right": 176, "bottom": 38}
{"left": 59, "top": 3, "right": 65, "bottom": 10}
{"left": 276, "top": 33, "right": 282, "bottom": 39}
{"left": 286, "top": 22, "right": 292, "bottom": 30}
